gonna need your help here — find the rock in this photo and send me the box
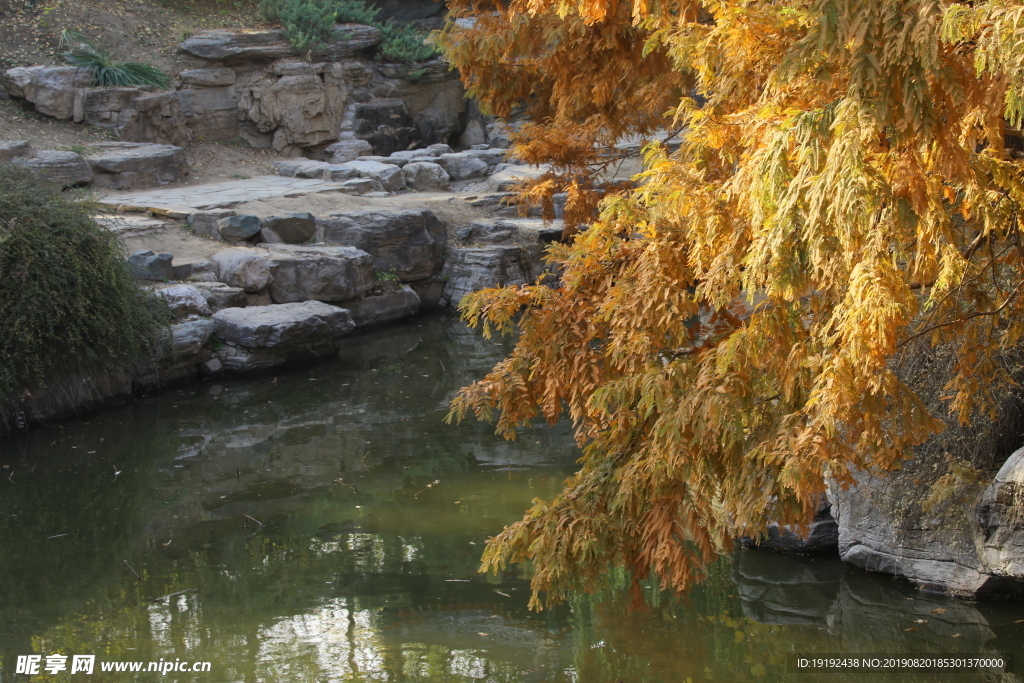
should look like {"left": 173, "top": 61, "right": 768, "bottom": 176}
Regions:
{"left": 72, "top": 87, "right": 141, "bottom": 127}
{"left": 733, "top": 551, "right": 841, "bottom": 626}
{"left": 464, "top": 147, "right": 508, "bottom": 167}
{"left": 190, "top": 281, "right": 247, "bottom": 312}
{"left": 1, "top": 66, "right": 93, "bottom": 119}
{"left": 425, "top": 143, "right": 454, "bottom": 156}
{"left": 337, "top": 178, "right": 385, "bottom": 194}
{"left": 115, "top": 92, "right": 191, "bottom": 147}
{"left": 190, "top": 260, "right": 219, "bottom": 282}
{"left": 740, "top": 496, "right": 839, "bottom": 554}
{"left": 243, "top": 71, "right": 345, "bottom": 152}
{"left": 323, "top": 139, "right": 373, "bottom": 163}
{"left": 408, "top": 276, "right": 445, "bottom": 311}
{"left": 273, "top": 159, "right": 331, "bottom": 178}
{"left": 171, "top": 263, "right": 193, "bottom": 280}
{"left": 178, "top": 29, "right": 295, "bottom": 62}
{"left": 437, "top": 153, "right": 490, "bottom": 181}
{"left": 456, "top": 220, "right": 518, "bottom": 244}
{"left": 217, "top": 215, "right": 263, "bottom": 243}
{"left": 342, "top": 285, "right": 421, "bottom": 327}
{"left": 260, "top": 213, "right": 316, "bottom": 244}
{"left": 155, "top": 318, "right": 214, "bottom": 363}
{"left": 487, "top": 120, "right": 514, "bottom": 148}
{"left": 352, "top": 98, "right": 420, "bottom": 155}
{"left": 974, "top": 447, "right": 1024, "bottom": 583}
{"left": 320, "top": 24, "right": 384, "bottom": 59}
{"left": 128, "top": 250, "right": 173, "bottom": 280}
{"left": 188, "top": 210, "right": 236, "bottom": 239}
{"left": 179, "top": 68, "right": 237, "bottom": 87}
{"left": 440, "top": 246, "right": 528, "bottom": 307}
{"left": 390, "top": 148, "right": 436, "bottom": 161}
{"left": 84, "top": 142, "right": 188, "bottom": 190}
{"left": 336, "top": 159, "right": 406, "bottom": 191}
{"left": 403, "top": 161, "right": 450, "bottom": 191}
{"left": 212, "top": 248, "right": 272, "bottom": 292}
{"left": 263, "top": 243, "right": 374, "bottom": 303}
{"left": 317, "top": 209, "right": 446, "bottom": 281}
{"left": 322, "top": 165, "right": 363, "bottom": 181}
{"left": 356, "top": 155, "right": 406, "bottom": 166}
{"left": 458, "top": 119, "right": 487, "bottom": 148}
{"left": 212, "top": 301, "right": 355, "bottom": 371}
{"left": 487, "top": 164, "right": 550, "bottom": 192}
{"left": 12, "top": 151, "right": 92, "bottom": 186}
{"left": 199, "top": 357, "right": 224, "bottom": 375}
{"left": 0, "top": 140, "right": 29, "bottom": 162}
{"left": 157, "top": 284, "right": 212, "bottom": 319}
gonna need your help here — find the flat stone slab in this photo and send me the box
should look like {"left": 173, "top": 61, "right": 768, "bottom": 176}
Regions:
{"left": 97, "top": 175, "right": 348, "bottom": 213}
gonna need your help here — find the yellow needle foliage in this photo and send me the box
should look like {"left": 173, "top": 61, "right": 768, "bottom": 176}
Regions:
{"left": 440, "top": 0, "right": 1024, "bottom": 608}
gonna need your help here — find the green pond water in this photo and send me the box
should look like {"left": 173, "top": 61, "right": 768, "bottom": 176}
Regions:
{"left": 1, "top": 313, "right": 1022, "bottom": 682}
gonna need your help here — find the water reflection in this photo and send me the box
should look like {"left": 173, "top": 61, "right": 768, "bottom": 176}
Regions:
{"left": 0, "top": 313, "right": 1022, "bottom": 682}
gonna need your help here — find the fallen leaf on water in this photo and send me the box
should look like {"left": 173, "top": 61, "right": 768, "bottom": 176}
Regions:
{"left": 914, "top": 619, "right": 927, "bottom": 623}
{"left": 904, "top": 628, "right": 917, "bottom": 632}
{"left": 478, "top": 633, "right": 489, "bottom": 636}
{"left": 930, "top": 608, "right": 947, "bottom": 614}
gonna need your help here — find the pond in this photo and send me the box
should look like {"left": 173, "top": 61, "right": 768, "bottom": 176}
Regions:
{"left": 1, "top": 313, "right": 1022, "bottom": 682}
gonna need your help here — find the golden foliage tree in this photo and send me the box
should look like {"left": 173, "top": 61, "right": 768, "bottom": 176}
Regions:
{"left": 439, "top": 0, "right": 1024, "bottom": 607}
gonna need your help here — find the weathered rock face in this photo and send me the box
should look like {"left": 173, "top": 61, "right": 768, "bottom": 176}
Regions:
{"left": 128, "top": 250, "right": 174, "bottom": 280}
{"left": 487, "top": 163, "right": 550, "bottom": 192}
{"left": 190, "top": 282, "right": 247, "bottom": 312}
{"left": 260, "top": 213, "right": 316, "bottom": 244}
{"left": 72, "top": 87, "right": 140, "bottom": 126}
{"left": 403, "top": 161, "right": 450, "bottom": 191}
{"left": 262, "top": 244, "right": 374, "bottom": 304}
{"left": 352, "top": 98, "right": 421, "bottom": 155}
{"left": 440, "top": 247, "right": 528, "bottom": 307}
{"left": 341, "top": 285, "right": 421, "bottom": 327}
{"left": 375, "top": 61, "right": 466, "bottom": 146}
{"left": 114, "top": 91, "right": 191, "bottom": 147}
{"left": 154, "top": 318, "right": 215, "bottom": 365}
{"left": 829, "top": 449, "right": 1024, "bottom": 597}
{"left": 217, "top": 215, "right": 262, "bottom": 243}
{"left": 85, "top": 142, "right": 188, "bottom": 190}
{"left": 456, "top": 220, "right": 518, "bottom": 244}
{"left": 177, "top": 70, "right": 239, "bottom": 142}
{"left": 241, "top": 67, "right": 346, "bottom": 153}
{"left": 317, "top": 209, "right": 446, "bottom": 281}
{"left": 156, "top": 284, "right": 212, "bottom": 320}
{"left": 187, "top": 210, "right": 236, "bottom": 239}
{"left": 212, "top": 301, "right": 355, "bottom": 372}
{"left": 212, "top": 248, "right": 272, "bottom": 293}
{"left": 740, "top": 496, "right": 839, "bottom": 554}
{"left": 177, "top": 27, "right": 384, "bottom": 63}
{"left": 12, "top": 150, "right": 93, "bottom": 186}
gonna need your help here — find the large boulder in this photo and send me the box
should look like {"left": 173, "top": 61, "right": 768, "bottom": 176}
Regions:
{"left": 440, "top": 246, "right": 528, "bottom": 307}
{"left": 242, "top": 69, "right": 345, "bottom": 153}
{"left": 342, "top": 285, "right": 421, "bottom": 328}
{"left": 127, "top": 250, "right": 174, "bottom": 281}
{"left": 317, "top": 209, "right": 446, "bottom": 281}
{"left": 156, "top": 284, "right": 212, "bottom": 320}
{"left": 212, "top": 248, "right": 272, "bottom": 292}
{"left": 335, "top": 159, "right": 406, "bottom": 191}
{"left": 323, "top": 139, "right": 373, "bottom": 163}
{"left": 262, "top": 244, "right": 374, "bottom": 303}
{"left": 114, "top": 91, "right": 191, "bottom": 147}
{"left": 260, "top": 213, "right": 317, "bottom": 244}
{"left": 487, "top": 164, "right": 550, "bottom": 192}
{"left": 211, "top": 301, "right": 355, "bottom": 371}
{"left": 12, "top": 150, "right": 92, "bottom": 186}
{"left": 403, "top": 161, "right": 450, "bottom": 191}
{"left": 217, "top": 215, "right": 262, "bottom": 243}
{"left": 154, "top": 318, "right": 214, "bottom": 364}
{"left": 190, "top": 282, "right": 248, "bottom": 312}
{"left": 1, "top": 66, "right": 92, "bottom": 119}
{"left": 437, "top": 153, "right": 490, "bottom": 181}
{"left": 178, "top": 28, "right": 385, "bottom": 62}
{"left": 72, "top": 87, "right": 141, "bottom": 127}
{"left": 187, "top": 210, "right": 236, "bottom": 239}
{"left": 975, "top": 448, "right": 1024, "bottom": 580}
{"left": 85, "top": 142, "right": 188, "bottom": 190}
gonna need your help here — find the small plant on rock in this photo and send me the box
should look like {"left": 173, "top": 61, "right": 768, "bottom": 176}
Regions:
{"left": 58, "top": 30, "right": 170, "bottom": 89}
{"left": 371, "top": 268, "right": 402, "bottom": 295}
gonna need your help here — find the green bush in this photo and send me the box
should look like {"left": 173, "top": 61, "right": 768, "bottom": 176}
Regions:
{"left": 0, "top": 164, "right": 166, "bottom": 402}
{"left": 261, "top": 0, "right": 438, "bottom": 63}
{"left": 334, "top": 0, "right": 380, "bottom": 25}
{"left": 59, "top": 31, "right": 170, "bottom": 89}
{"left": 376, "top": 20, "right": 439, "bottom": 64}
{"left": 260, "top": 0, "right": 338, "bottom": 53}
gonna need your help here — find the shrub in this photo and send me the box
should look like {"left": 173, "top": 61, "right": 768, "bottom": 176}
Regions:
{"left": 58, "top": 31, "right": 170, "bottom": 89}
{"left": 376, "top": 20, "right": 439, "bottom": 64}
{"left": 260, "top": 0, "right": 338, "bottom": 53}
{"left": 0, "top": 164, "right": 167, "bottom": 404}
{"left": 334, "top": 0, "right": 380, "bottom": 25}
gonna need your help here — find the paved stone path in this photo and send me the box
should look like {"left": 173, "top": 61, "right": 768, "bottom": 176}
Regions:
{"left": 97, "top": 176, "right": 348, "bottom": 214}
